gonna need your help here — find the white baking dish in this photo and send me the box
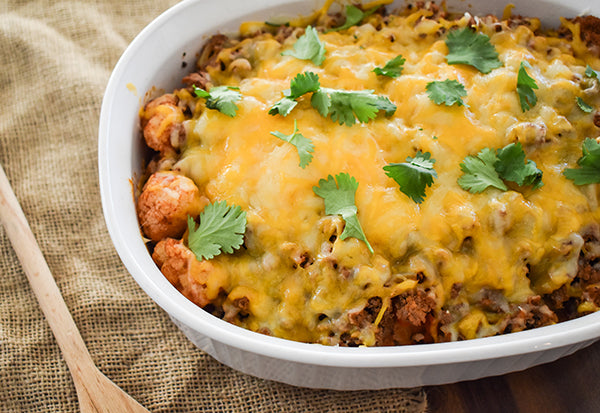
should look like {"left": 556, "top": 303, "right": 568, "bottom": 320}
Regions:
{"left": 99, "top": 0, "right": 600, "bottom": 390}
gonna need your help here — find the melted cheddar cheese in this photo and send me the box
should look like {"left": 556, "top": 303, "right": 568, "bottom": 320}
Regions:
{"left": 143, "top": 4, "right": 600, "bottom": 346}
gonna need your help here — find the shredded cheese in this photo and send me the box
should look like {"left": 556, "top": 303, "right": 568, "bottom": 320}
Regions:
{"left": 147, "top": 6, "right": 600, "bottom": 346}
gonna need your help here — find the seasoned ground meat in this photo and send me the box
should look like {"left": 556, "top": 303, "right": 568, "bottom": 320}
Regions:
{"left": 559, "top": 16, "right": 600, "bottom": 55}
{"left": 348, "top": 297, "right": 383, "bottom": 328}
{"left": 503, "top": 296, "right": 558, "bottom": 334}
{"left": 197, "top": 34, "right": 231, "bottom": 70}
{"left": 375, "top": 290, "right": 437, "bottom": 346}
{"left": 476, "top": 288, "right": 510, "bottom": 313}
{"left": 577, "top": 257, "right": 600, "bottom": 284}
{"left": 183, "top": 71, "right": 212, "bottom": 90}
{"left": 545, "top": 285, "right": 570, "bottom": 311}
{"left": 574, "top": 16, "right": 600, "bottom": 51}
{"left": 396, "top": 289, "right": 436, "bottom": 326}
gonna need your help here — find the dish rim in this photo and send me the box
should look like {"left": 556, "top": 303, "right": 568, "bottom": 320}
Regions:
{"left": 98, "top": 0, "right": 600, "bottom": 370}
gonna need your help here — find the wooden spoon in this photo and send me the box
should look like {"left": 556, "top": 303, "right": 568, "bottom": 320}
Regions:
{"left": 0, "top": 164, "right": 150, "bottom": 413}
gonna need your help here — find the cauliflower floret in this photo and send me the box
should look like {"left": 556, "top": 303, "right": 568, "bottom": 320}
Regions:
{"left": 137, "top": 171, "right": 206, "bottom": 242}
{"left": 153, "top": 238, "right": 228, "bottom": 307}
{"left": 142, "top": 94, "right": 185, "bottom": 155}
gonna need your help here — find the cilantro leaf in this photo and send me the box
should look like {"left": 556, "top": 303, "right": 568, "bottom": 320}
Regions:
{"left": 495, "top": 142, "right": 543, "bottom": 189}
{"left": 577, "top": 97, "right": 594, "bottom": 113}
{"left": 329, "top": 4, "right": 379, "bottom": 32}
{"left": 426, "top": 79, "right": 468, "bottom": 107}
{"left": 517, "top": 61, "right": 538, "bottom": 112}
{"left": 564, "top": 138, "right": 600, "bottom": 185}
{"left": 268, "top": 97, "right": 297, "bottom": 116}
{"left": 445, "top": 27, "right": 502, "bottom": 74}
{"left": 282, "top": 25, "right": 326, "bottom": 66}
{"left": 269, "top": 71, "right": 396, "bottom": 125}
{"left": 585, "top": 65, "right": 599, "bottom": 79}
{"left": 316, "top": 88, "right": 396, "bottom": 126}
{"left": 289, "top": 71, "right": 321, "bottom": 98}
{"left": 269, "top": 72, "right": 320, "bottom": 116}
{"left": 373, "top": 55, "right": 406, "bottom": 78}
{"left": 206, "top": 86, "right": 241, "bottom": 117}
{"left": 458, "top": 148, "right": 507, "bottom": 193}
{"left": 374, "top": 96, "right": 398, "bottom": 117}
{"left": 383, "top": 151, "right": 437, "bottom": 203}
{"left": 193, "top": 85, "right": 241, "bottom": 117}
{"left": 313, "top": 173, "right": 373, "bottom": 253}
{"left": 311, "top": 90, "right": 331, "bottom": 117}
{"left": 270, "top": 120, "right": 315, "bottom": 168}
{"left": 187, "top": 201, "right": 247, "bottom": 261}
{"left": 459, "top": 143, "right": 544, "bottom": 193}
{"left": 192, "top": 87, "right": 210, "bottom": 98}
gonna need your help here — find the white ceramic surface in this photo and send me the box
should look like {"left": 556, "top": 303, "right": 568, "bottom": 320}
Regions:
{"left": 99, "top": 0, "right": 600, "bottom": 390}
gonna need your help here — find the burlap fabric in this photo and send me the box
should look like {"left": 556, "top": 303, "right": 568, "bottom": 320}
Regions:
{"left": 0, "top": 1, "right": 428, "bottom": 411}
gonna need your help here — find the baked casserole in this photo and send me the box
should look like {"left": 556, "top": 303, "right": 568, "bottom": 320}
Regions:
{"left": 136, "top": 1, "right": 600, "bottom": 347}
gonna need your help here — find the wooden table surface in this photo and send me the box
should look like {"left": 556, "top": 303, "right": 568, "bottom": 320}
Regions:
{"left": 426, "top": 339, "right": 600, "bottom": 413}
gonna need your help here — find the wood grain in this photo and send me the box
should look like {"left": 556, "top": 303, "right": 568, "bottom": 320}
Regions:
{"left": 426, "top": 339, "right": 600, "bottom": 413}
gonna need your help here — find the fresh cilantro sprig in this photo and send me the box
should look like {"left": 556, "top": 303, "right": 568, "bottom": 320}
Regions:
{"left": 495, "top": 143, "right": 543, "bottom": 188}
{"left": 193, "top": 85, "right": 241, "bottom": 117}
{"left": 585, "top": 65, "right": 599, "bottom": 79}
{"left": 426, "top": 79, "right": 468, "bottom": 107}
{"left": 383, "top": 151, "right": 437, "bottom": 203}
{"left": 289, "top": 70, "right": 321, "bottom": 97}
{"left": 187, "top": 201, "right": 247, "bottom": 261}
{"left": 270, "top": 120, "right": 315, "bottom": 168}
{"left": 577, "top": 97, "right": 594, "bottom": 113}
{"left": 269, "top": 71, "right": 396, "bottom": 126}
{"left": 373, "top": 55, "right": 406, "bottom": 78}
{"left": 458, "top": 148, "right": 507, "bottom": 193}
{"left": 269, "top": 72, "right": 320, "bottom": 117}
{"left": 282, "top": 25, "right": 326, "bottom": 66}
{"left": 516, "top": 61, "right": 538, "bottom": 112}
{"left": 269, "top": 96, "right": 297, "bottom": 117}
{"left": 313, "top": 173, "right": 373, "bottom": 253}
{"left": 329, "top": 4, "right": 379, "bottom": 32}
{"left": 458, "top": 142, "right": 543, "bottom": 194}
{"left": 563, "top": 138, "right": 600, "bottom": 185}
{"left": 315, "top": 88, "right": 396, "bottom": 126}
{"left": 445, "top": 27, "right": 502, "bottom": 74}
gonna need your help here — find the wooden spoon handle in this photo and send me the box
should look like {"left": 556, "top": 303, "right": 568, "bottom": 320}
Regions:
{"left": 0, "top": 164, "right": 95, "bottom": 372}
{"left": 0, "top": 164, "right": 151, "bottom": 412}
